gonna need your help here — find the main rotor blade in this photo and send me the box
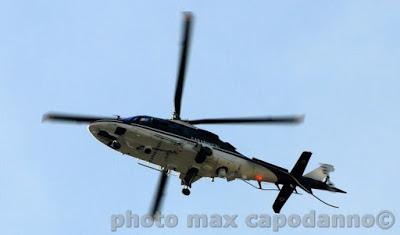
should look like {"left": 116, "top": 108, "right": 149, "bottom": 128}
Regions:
{"left": 150, "top": 171, "right": 169, "bottom": 218}
{"left": 173, "top": 12, "right": 193, "bottom": 120}
{"left": 186, "top": 115, "right": 304, "bottom": 125}
{"left": 42, "top": 112, "right": 117, "bottom": 124}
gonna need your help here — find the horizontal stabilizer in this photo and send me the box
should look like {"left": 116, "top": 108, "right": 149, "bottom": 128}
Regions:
{"left": 328, "top": 186, "right": 347, "bottom": 193}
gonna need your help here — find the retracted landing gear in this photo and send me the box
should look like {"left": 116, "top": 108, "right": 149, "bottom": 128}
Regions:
{"left": 181, "top": 167, "right": 199, "bottom": 196}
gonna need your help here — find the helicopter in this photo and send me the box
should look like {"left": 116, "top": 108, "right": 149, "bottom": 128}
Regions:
{"left": 43, "top": 12, "right": 345, "bottom": 216}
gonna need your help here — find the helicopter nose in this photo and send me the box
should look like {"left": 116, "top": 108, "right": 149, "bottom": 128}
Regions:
{"left": 88, "top": 121, "right": 115, "bottom": 137}
{"left": 88, "top": 121, "right": 124, "bottom": 148}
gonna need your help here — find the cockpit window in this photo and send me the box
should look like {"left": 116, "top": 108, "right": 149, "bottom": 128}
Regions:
{"left": 122, "top": 116, "right": 138, "bottom": 123}
{"left": 123, "top": 116, "right": 153, "bottom": 124}
{"left": 138, "top": 116, "right": 152, "bottom": 123}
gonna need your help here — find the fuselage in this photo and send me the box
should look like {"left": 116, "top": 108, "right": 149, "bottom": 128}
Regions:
{"left": 88, "top": 115, "right": 279, "bottom": 183}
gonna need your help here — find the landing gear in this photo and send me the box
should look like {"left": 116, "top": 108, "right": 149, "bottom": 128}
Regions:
{"left": 181, "top": 167, "right": 198, "bottom": 196}
{"left": 216, "top": 167, "right": 228, "bottom": 178}
{"left": 182, "top": 187, "right": 190, "bottom": 196}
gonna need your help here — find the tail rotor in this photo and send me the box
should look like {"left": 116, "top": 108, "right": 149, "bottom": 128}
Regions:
{"left": 272, "top": 152, "right": 346, "bottom": 213}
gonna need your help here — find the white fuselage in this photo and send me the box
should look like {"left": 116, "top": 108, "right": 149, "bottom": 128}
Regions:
{"left": 89, "top": 121, "right": 278, "bottom": 183}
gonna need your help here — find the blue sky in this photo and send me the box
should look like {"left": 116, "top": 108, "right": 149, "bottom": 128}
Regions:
{"left": 1, "top": 0, "right": 399, "bottom": 234}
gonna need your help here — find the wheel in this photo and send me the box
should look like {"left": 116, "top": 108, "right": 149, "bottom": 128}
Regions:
{"left": 182, "top": 188, "right": 191, "bottom": 196}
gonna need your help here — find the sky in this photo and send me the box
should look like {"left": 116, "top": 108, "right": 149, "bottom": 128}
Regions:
{"left": 1, "top": 0, "right": 399, "bottom": 234}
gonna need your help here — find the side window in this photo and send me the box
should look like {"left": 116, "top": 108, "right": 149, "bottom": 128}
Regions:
{"left": 153, "top": 119, "right": 169, "bottom": 132}
{"left": 168, "top": 123, "right": 183, "bottom": 136}
{"left": 181, "top": 126, "right": 195, "bottom": 138}
{"left": 129, "top": 117, "right": 139, "bottom": 123}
